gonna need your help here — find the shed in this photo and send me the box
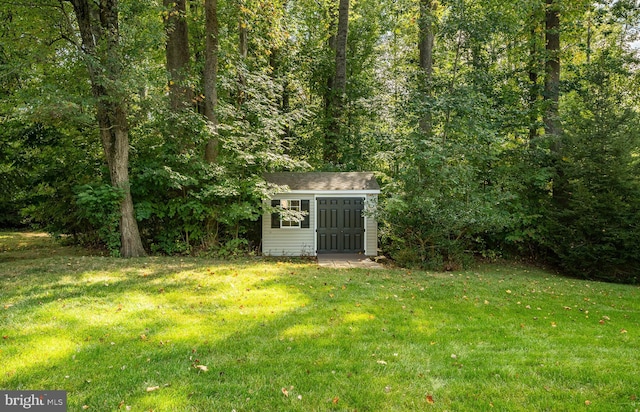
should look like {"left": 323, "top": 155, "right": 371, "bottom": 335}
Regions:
{"left": 262, "top": 172, "right": 380, "bottom": 257}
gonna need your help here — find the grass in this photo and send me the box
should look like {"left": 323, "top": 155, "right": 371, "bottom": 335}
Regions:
{"left": 1, "top": 231, "right": 639, "bottom": 411}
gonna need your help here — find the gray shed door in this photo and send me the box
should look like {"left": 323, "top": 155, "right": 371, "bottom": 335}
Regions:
{"left": 317, "top": 197, "right": 365, "bottom": 253}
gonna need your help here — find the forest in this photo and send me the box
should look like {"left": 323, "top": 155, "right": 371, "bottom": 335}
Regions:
{"left": 1, "top": 0, "right": 639, "bottom": 282}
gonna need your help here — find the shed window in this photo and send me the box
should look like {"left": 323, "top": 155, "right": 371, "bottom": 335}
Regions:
{"left": 281, "top": 199, "right": 301, "bottom": 228}
{"left": 271, "top": 199, "right": 310, "bottom": 229}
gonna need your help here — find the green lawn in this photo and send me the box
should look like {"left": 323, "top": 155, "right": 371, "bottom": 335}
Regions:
{"left": 1, "top": 232, "right": 639, "bottom": 411}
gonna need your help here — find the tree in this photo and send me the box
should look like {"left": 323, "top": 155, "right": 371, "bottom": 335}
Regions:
{"left": 204, "top": 0, "right": 220, "bottom": 163}
{"left": 527, "top": 1, "right": 544, "bottom": 141}
{"left": 324, "top": 0, "right": 350, "bottom": 163}
{"left": 67, "top": 0, "right": 146, "bottom": 257}
{"left": 543, "top": 0, "right": 566, "bottom": 203}
{"left": 3, "top": 0, "right": 640, "bottom": 277}
{"left": 237, "top": 0, "right": 249, "bottom": 105}
{"left": 542, "top": 49, "right": 640, "bottom": 282}
{"left": 543, "top": 0, "right": 560, "bottom": 135}
{"left": 334, "top": 0, "right": 349, "bottom": 101}
{"left": 165, "top": 0, "right": 193, "bottom": 110}
{"left": 418, "top": 0, "right": 436, "bottom": 136}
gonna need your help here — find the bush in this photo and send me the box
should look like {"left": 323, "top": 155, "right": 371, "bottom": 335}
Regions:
{"left": 378, "top": 161, "right": 514, "bottom": 271}
{"left": 75, "top": 184, "right": 124, "bottom": 256}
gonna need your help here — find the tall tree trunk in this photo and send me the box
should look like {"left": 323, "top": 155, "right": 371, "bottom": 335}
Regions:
{"left": 204, "top": 0, "right": 219, "bottom": 163}
{"left": 164, "top": 0, "right": 193, "bottom": 110}
{"left": 69, "top": 0, "right": 146, "bottom": 258}
{"left": 544, "top": 0, "right": 565, "bottom": 202}
{"left": 528, "top": 4, "right": 543, "bottom": 141}
{"left": 418, "top": 0, "right": 435, "bottom": 136}
{"left": 237, "top": 0, "right": 248, "bottom": 106}
{"left": 544, "top": 0, "right": 560, "bottom": 139}
{"left": 269, "top": 44, "right": 292, "bottom": 149}
{"left": 528, "top": 26, "right": 540, "bottom": 141}
{"left": 268, "top": 0, "right": 292, "bottom": 150}
{"left": 323, "top": 17, "right": 336, "bottom": 158}
{"left": 334, "top": 0, "right": 348, "bottom": 98}
{"left": 324, "top": 0, "right": 349, "bottom": 164}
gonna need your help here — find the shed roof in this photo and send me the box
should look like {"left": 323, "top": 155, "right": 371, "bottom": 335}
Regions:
{"left": 265, "top": 172, "right": 380, "bottom": 192}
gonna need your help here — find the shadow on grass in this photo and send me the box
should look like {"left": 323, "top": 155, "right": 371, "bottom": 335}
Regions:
{"left": 0, "top": 231, "right": 92, "bottom": 263}
{"left": 1, "top": 233, "right": 640, "bottom": 411}
{"left": 0, "top": 249, "right": 434, "bottom": 410}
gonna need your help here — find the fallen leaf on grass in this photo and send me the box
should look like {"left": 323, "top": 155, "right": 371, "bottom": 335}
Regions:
{"left": 146, "top": 386, "right": 160, "bottom": 392}
{"left": 426, "top": 395, "right": 435, "bottom": 404}
{"left": 585, "top": 400, "right": 591, "bottom": 405}
{"left": 281, "top": 387, "right": 289, "bottom": 397}
{"left": 332, "top": 397, "right": 339, "bottom": 404}
{"left": 377, "top": 360, "right": 387, "bottom": 365}
{"left": 82, "top": 405, "right": 89, "bottom": 410}
{"left": 621, "top": 329, "right": 628, "bottom": 334}
{"left": 195, "top": 365, "right": 208, "bottom": 372}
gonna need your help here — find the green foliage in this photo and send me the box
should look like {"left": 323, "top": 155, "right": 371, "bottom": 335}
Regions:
{"left": 0, "top": 120, "right": 103, "bottom": 237}
{"left": 379, "top": 163, "right": 514, "bottom": 270}
{"left": 75, "top": 184, "right": 125, "bottom": 256}
{"left": 378, "top": 0, "right": 528, "bottom": 270}
{"left": 130, "top": 74, "right": 306, "bottom": 255}
{"left": 540, "top": 50, "right": 640, "bottom": 283}
{"left": 0, "top": 122, "right": 28, "bottom": 227}
{"left": 131, "top": 111, "right": 214, "bottom": 254}
{"left": 2, "top": 0, "right": 640, "bottom": 281}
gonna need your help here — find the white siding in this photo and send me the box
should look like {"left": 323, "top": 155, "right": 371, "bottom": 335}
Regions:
{"left": 262, "top": 194, "right": 316, "bottom": 256}
{"left": 364, "top": 194, "right": 378, "bottom": 256}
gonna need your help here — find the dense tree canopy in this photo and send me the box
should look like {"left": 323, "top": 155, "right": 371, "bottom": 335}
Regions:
{"left": 1, "top": 0, "right": 639, "bottom": 280}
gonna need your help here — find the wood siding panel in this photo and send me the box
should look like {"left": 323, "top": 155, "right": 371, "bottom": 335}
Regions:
{"left": 365, "top": 194, "right": 378, "bottom": 256}
{"left": 262, "top": 194, "right": 315, "bottom": 256}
